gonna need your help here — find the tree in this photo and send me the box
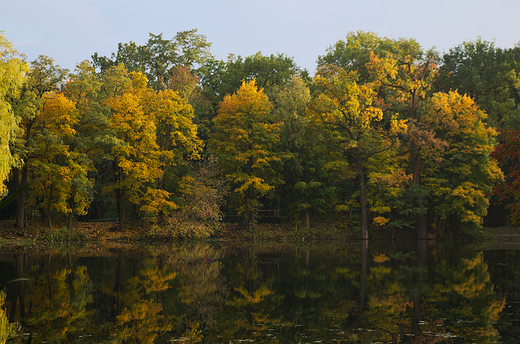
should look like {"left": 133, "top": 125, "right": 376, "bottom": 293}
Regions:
{"left": 0, "top": 32, "right": 27, "bottom": 198}
{"left": 63, "top": 61, "right": 115, "bottom": 222}
{"left": 210, "top": 80, "right": 281, "bottom": 225}
{"left": 435, "top": 39, "right": 520, "bottom": 227}
{"left": 422, "top": 91, "right": 502, "bottom": 234}
{"left": 170, "top": 157, "right": 229, "bottom": 238}
{"left": 318, "top": 31, "right": 438, "bottom": 239}
{"left": 271, "top": 75, "right": 335, "bottom": 228}
{"left": 435, "top": 38, "right": 520, "bottom": 128}
{"left": 202, "top": 52, "right": 302, "bottom": 104}
{"left": 308, "top": 65, "right": 402, "bottom": 239}
{"left": 102, "top": 69, "right": 201, "bottom": 227}
{"left": 491, "top": 129, "right": 520, "bottom": 224}
{"left": 9, "top": 55, "right": 68, "bottom": 230}
{"left": 28, "top": 91, "right": 88, "bottom": 229}
{"left": 368, "top": 47, "right": 438, "bottom": 239}
{"left": 92, "top": 29, "right": 213, "bottom": 90}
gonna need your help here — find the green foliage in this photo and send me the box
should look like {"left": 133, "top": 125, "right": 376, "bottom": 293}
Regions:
{"left": 317, "top": 30, "right": 426, "bottom": 83}
{"left": 1, "top": 30, "right": 514, "bottom": 239}
{"left": 92, "top": 29, "right": 213, "bottom": 91}
{"left": 422, "top": 92, "right": 503, "bottom": 234}
{"left": 102, "top": 69, "right": 202, "bottom": 225}
{"left": 168, "top": 157, "right": 229, "bottom": 238}
{"left": 0, "top": 32, "right": 27, "bottom": 198}
{"left": 202, "top": 52, "right": 301, "bottom": 104}
{"left": 271, "top": 75, "right": 335, "bottom": 226}
{"left": 436, "top": 38, "right": 520, "bottom": 128}
{"left": 43, "top": 226, "right": 89, "bottom": 243}
{"left": 210, "top": 80, "right": 281, "bottom": 224}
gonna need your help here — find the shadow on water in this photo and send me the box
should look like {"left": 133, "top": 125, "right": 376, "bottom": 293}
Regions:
{"left": 0, "top": 239, "right": 518, "bottom": 343}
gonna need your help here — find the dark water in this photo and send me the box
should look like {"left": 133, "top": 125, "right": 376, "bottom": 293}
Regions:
{"left": 1, "top": 241, "right": 519, "bottom": 343}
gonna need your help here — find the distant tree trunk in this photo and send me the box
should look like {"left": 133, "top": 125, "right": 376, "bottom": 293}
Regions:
{"left": 412, "top": 144, "right": 427, "bottom": 240}
{"left": 116, "top": 188, "right": 125, "bottom": 228}
{"left": 356, "top": 151, "right": 368, "bottom": 240}
{"left": 14, "top": 167, "right": 27, "bottom": 231}
{"left": 114, "top": 161, "right": 125, "bottom": 229}
{"left": 67, "top": 188, "right": 76, "bottom": 231}
{"left": 47, "top": 182, "right": 54, "bottom": 229}
{"left": 411, "top": 90, "right": 427, "bottom": 240}
{"left": 305, "top": 208, "right": 310, "bottom": 230}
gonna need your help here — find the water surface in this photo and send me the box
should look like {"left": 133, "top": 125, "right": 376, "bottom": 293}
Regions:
{"left": 1, "top": 240, "right": 519, "bottom": 343}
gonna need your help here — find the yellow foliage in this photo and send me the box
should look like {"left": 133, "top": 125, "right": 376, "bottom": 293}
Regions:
{"left": 373, "top": 216, "right": 390, "bottom": 226}
{"left": 373, "top": 253, "right": 390, "bottom": 263}
{"left": 0, "top": 291, "right": 19, "bottom": 344}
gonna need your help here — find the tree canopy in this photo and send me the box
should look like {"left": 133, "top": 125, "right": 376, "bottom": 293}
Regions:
{"left": 0, "top": 29, "right": 515, "bottom": 238}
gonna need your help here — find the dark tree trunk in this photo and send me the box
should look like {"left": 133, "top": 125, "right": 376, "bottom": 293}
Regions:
{"left": 14, "top": 167, "right": 27, "bottom": 231}
{"left": 116, "top": 188, "right": 125, "bottom": 228}
{"left": 305, "top": 208, "right": 310, "bottom": 230}
{"left": 113, "top": 161, "right": 125, "bottom": 229}
{"left": 67, "top": 188, "right": 77, "bottom": 230}
{"left": 411, "top": 90, "right": 427, "bottom": 240}
{"left": 412, "top": 143, "right": 427, "bottom": 240}
{"left": 47, "top": 182, "right": 54, "bottom": 229}
{"left": 356, "top": 150, "right": 368, "bottom": 240}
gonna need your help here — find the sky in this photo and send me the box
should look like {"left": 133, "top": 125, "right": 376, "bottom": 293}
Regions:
{"left": 2, "top": 0, "right": 520, "bottom": 75}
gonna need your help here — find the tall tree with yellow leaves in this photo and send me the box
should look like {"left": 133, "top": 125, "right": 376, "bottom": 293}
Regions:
{"left": 103, "top": 69, "right": 201, "bottom": 227}
{"left": 210, "top": 80, "right": 282, "bottom": 225}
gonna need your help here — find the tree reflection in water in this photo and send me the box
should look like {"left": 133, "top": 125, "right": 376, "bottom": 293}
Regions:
{"left": 0, "top": 241, "right": 513, "bottom": 343}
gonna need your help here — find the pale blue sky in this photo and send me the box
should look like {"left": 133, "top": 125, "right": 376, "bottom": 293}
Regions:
{"left": 2, "top": 0, "right": 520, "bottom": 75}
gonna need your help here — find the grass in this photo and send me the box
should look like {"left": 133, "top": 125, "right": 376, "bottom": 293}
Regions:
{"left": 223, "top": 222, "right": 355, "bottom": 244}
{"left": 42, "top": 226, "right": 89, "bottom": 244}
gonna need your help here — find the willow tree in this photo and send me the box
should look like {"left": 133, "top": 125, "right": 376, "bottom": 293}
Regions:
{"left": 210, "top": 80, "right": 282, "bottom": 225}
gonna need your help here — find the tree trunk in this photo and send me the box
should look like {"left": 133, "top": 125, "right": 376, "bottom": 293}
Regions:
{"left": 411, "top": 90, "right": 427, "bottom": 240}
{"left": 116, "top": 188, "right": 125, "bottom": 229}
{"left": 412, "top": 143, "right": 427, "bottom": 240}
{"left": 14, "top": 167, "right": 28, "bottom": 231}
{"left": 356, "top": 151, "right": 368, "bottom": 240}
{"left": 114, "top": 161, "right": 125, "bottom": 229}
{"left": 67, "top": 188, "right": 77, "bottom": 231}
{"left": 305, "top": 208, "right": 310, "bottom": 230}
{"left": 47, "top": 182, "right": 54, "bottom": 229}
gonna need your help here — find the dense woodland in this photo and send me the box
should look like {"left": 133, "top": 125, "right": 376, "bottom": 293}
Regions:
{"left": 1, "top": 29, "right": 520, "bottom": 239}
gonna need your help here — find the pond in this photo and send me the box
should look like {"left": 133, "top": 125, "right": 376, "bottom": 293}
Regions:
{"left": 0, "top": 240, "right": 519, "bottom": 343}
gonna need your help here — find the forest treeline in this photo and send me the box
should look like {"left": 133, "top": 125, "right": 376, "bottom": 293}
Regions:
{"left": 1, "top": 29, "right": 520, "bottom": 239}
